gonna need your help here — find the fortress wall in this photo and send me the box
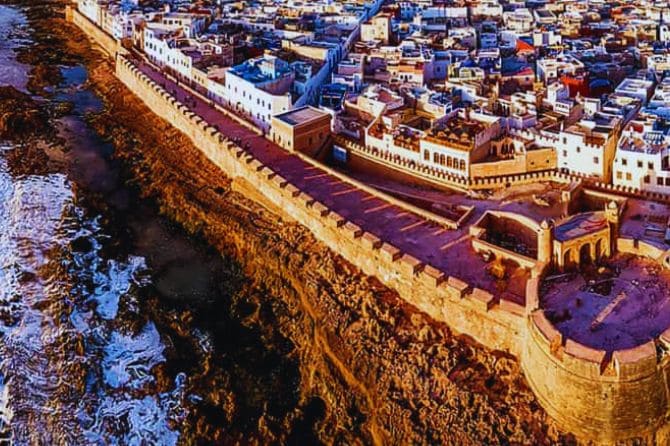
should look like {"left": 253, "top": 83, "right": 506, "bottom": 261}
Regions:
{"left": 522, "top": 306, "right": 670, "bottom": 442}
{"left": 115, "top": 56, "right": 527, "bottom": 354}
{"left": 66, "top": 7, "right": 121, "bottom": 58}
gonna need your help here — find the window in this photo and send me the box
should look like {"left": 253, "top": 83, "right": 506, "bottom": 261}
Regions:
{"left": 626, "top": 172, "right": 632, "bottom": 181}
{"left": 424, "top": 150, "right": 429, "bottom": 161}
{"left": 562, "top": 150, "right": 567, "bottom": 157}
{"left": 649, "top": 162, "right": 654, "bottom": 170}
{"left": 666, "top": 177, "right": 670, "bottom": 186}
{"left": 638, "top": 160, "right": 643, "bottom": 168}
{"left": 576, "top": 147, "right": 581, "bottom": 153}
{"left": 659, "top": 177, "right": 664, "bottom": 186}
{"left": 644, "top": 175, "right": 650, "bottom": 184}
{"left": 616, "top": 171, "right": 622, "bottom": 180}
{"left": 622, "top": 158, "right": 628, "bottom": 166}
{"left": 593, "top": 157, "right": 599, "bottom": 164}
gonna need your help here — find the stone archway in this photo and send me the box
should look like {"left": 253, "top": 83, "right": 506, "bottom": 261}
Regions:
{"left": 563, "top": 249, "right": 573, "bottom": 269}
{"left": 580, "top": 243, "right": 592, "bottom": 264}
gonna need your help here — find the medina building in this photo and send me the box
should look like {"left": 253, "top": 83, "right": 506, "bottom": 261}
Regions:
{"left": 613, "top": 115, "right": 670, "bottom": 192}
{"left": 224, "top": 56, "right": 294, "bottom": 132}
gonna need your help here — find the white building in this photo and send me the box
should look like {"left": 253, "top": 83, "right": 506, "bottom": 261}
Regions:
{"left": 536, "top": 54, "right": 584, "bottom": 83}
{"left": 224, "top": 56, "right": 294, "bottom": 131}
{"left": 553, "top": 117, "right": 621, "bottom": 181}
{"left": 615, "top": 78, "right": 655, "bottom": 105}
{"left": 613, "top": 116, "right": 670, "bottom": 191}
{"left": 502, "top": 9, "right": 534, "bottom": 32}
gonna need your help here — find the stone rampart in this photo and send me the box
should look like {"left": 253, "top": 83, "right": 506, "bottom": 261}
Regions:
{"left": 66, "top": 6, "right": 121, "bottom": 58}
{"left": 114, "top": 55, "right": 527, "bottom": 354}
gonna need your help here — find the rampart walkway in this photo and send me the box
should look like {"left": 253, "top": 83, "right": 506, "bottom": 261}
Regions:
{"left": 132, "top": 58, "right": 514, "bottom": 300}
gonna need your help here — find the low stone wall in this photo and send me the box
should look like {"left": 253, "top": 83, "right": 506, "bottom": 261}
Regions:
{"left": 114, "top": 55, "right": 527, "bottom": 354}
{"left": 66, "top": 6, "right": 121, "bottom": 58}
{"left": 471, "top": 238, "right": 537, "bottom": 270}
{"left": 618, "top": 238, "right": 670, "bottom": 267}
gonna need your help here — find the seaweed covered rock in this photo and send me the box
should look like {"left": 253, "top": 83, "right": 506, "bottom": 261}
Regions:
{"left": 0, "top": 86, "right": 49, "bottom": 140}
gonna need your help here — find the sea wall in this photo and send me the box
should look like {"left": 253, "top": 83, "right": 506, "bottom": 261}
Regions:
{"left": 114, "top": 55, "right": 527, "bottom": 355}
{"left": 65, "top": 6, "right": 121, "bottom": 58}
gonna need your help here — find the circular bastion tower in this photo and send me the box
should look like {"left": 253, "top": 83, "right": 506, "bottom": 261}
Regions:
{"left": 522, "top": 201, "right": 670, "bottom": 443}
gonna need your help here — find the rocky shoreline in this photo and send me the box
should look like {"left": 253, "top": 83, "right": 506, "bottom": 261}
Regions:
{"left": 2, "top": 0, "right": 580, "bottom": 443}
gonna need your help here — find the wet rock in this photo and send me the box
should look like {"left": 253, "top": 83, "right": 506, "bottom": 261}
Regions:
{"left": 27, "top": 63, "right": 63, "bottom": 95}
{"left": 0, "top": 86, "right": 49, "bottom": 140}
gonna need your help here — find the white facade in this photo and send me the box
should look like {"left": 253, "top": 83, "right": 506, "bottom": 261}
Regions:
{"left": 536, "top": 54, "right": 584, "bottom": 82}
{"left": 554, "top": 120, "right": 619, "bottom": 181}
{"left": 613, "top": 119, "right": 670, "bottom": 191}
{"left": 78, "top": 0, "right": 102, "bottom": 24}
{"left": 224, "top": 57, "right": 294, "bottom": 131}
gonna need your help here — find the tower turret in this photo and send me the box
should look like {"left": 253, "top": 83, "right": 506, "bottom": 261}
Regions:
{"left": 606, "top": 201, "right": 619, "bottom": 255}
{"left": 538, "top": 219, "right": 553, "bottom": 265}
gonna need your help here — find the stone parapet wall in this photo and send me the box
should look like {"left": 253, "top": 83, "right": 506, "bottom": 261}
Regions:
{"left": 114, "top": 55, "right": 527, "bottom": 354}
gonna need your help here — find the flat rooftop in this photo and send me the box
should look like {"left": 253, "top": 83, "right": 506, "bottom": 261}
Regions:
{"left": 274, "top": 106, "right": 329, "bottom": 126}
{"left": 554, "top": 212, "right": 608, "bottom": 242}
